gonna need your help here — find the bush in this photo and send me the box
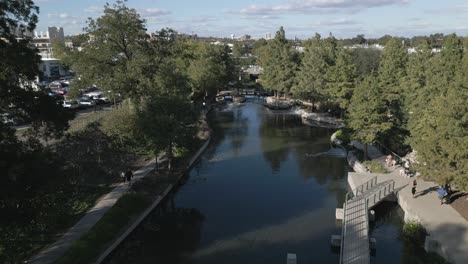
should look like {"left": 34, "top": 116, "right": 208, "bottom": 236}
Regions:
{"left": 402, "top": 221, "right": 427, "bottom": 245}
{"left": 362, "top": 160, "right": 387, "bottom": 173}
{"left": 334, "top": 129, "right": 351, "bottom": 145}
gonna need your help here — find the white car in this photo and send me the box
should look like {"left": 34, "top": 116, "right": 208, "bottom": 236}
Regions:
{"left": 84, "top": 92, "right": 111, "bottom": 104}
{"left": 63, "top": 100, "right": 79, "bottom": 109}
{"left": 78, "top": 97, "right": 96, "bottom": 108}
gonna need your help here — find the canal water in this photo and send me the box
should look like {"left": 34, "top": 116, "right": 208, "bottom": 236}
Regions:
{"left": 106, "top": 103, "right": 412, "bottom": 264}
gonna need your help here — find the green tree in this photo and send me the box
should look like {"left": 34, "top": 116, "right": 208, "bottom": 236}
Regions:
{"left": 350, "top": 48, "right": 382, "bottom": 78}
{"left": 188, "top": 43, "right": 234, "bottom": 98}
{"left": 407, "top": 34, "right": 467, "bottom": 189}
{"left": 377, "top": 37, "right": 408, "bottom": 153}
{"left": 58, "top": 0, "right": 148, "bottom": 101}
{"left": 258, "top": 26, "right": 297, "bottom": 97}
{"left": 347, "top": 75, "right": 392, "bottom": 159}
{"left": 327, "top": 48, "right": 357, "bottom": 115}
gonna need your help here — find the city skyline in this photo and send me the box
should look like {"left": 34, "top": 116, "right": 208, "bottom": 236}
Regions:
{"left": 36, "top": 0, "right": 468, "bottom": 38}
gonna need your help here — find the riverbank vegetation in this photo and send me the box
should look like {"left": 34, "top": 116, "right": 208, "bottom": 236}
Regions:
{"left": 258, "top": 27, "right": 467, "bottom": 190}
{"left": 56, "top": 193, "right": 151, "bottom": 264}
{"left": 0, "top": 1, "right": 232, "bottom": 263}
{"left": 400, "top": 221, "right": 451, "bottom": 264}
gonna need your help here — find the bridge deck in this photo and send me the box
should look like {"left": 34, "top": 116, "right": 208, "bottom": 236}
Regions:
{"left": 341, "top": 198, "right": 370, "bottom": 264}
{"left": 340, "top": 178, "right": 395, "bottom": 264}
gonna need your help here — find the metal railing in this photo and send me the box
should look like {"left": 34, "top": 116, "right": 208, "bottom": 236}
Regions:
{"left": 347, "top": 176, "right": 378, "bottom": 200}
{"left": 366, "top": 180, "right": 395, "bottom": 208}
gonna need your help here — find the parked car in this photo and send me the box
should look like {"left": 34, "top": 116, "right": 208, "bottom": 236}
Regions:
{"left": 78, "top": 97, "right": 96, "bottom": 108}
{"left": 56, "top": 87, "right": 68, "bottom": 95}
{"left": 84, "top": 92, "right": 111, "bottom": 105}
{"left": 62, "top": 100, "right": 79, "bottom": 110}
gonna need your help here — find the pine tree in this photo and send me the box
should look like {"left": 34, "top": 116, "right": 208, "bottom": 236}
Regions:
{"left": 259, "top": 27, "right": 297, "bottom": 97}
{"left": 292, "top": 33, "right": 329, "bottom": 108}
{"left": 377, "top": 38, "right": 409, "bottom": 153}
{"left": 347, "top": 75, "right": 392, "bottom": 159}
{"left": 327, "top": 48, "right": 357, "bottom": 115}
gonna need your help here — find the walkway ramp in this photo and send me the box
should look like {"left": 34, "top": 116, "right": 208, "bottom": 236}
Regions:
{"left": 340, "top": 177, "right": 395, "bottom": 264}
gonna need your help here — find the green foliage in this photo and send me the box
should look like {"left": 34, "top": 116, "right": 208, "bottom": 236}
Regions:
{"left": 347, "top": 75, "right": 392, "bottom": 159}
{"left": 406, "top": 35, "right": 467, "bottom": 189}
{"left": 334, "top": 129, "right": 351, "bottom": 145}
{"left": 350, "top": 48, "right": 381, "bottom": 78}
{"left": 188, "top": 43, "right": 234, "bottom": 98}
{"left": 258, "top": 27, "right": 298, "bottom": 96}
{"left": 362, "top": 160, "right": 387, "bottom": 173}
{"left": 57, "top": 0, "right": 148, "bottom": 100}
{"left": 327, "top": 49, "right": 357, "bottom": 112}
{"left": 56, "top": 193, "right": 150, "bottom": 264}
{"left": 0, "top": 185, "right": 110, "bottom": 264}
{"left": 402, "top": 221, "right": 427, "bottom": 245}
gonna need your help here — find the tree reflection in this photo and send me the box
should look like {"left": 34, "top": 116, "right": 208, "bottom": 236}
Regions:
{"left": 105, "top": 207, "right": 205, "bottom": 264}
{"left": 259, "top": 112, "right": 296, "bottom": 173}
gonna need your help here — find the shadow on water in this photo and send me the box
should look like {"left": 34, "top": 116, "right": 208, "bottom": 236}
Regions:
{"left": 105, "top": 103, "right": 423, "bottom": 264}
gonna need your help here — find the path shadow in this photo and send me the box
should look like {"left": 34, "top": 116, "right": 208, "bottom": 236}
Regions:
{"left": 449, "top": 191, "right": 468, "bottom": 202}
{"left": 414, "top": 186, "right": 438, "bottom": 198}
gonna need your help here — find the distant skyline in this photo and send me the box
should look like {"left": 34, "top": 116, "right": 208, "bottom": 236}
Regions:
{"left": 35, "top": 0, "right": 468, "bottom": 39}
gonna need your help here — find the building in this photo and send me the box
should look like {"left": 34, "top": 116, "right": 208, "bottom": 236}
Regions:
{"left": 32, "top": 27, "right": 65, "bottom": 58}
{"left": 265, "top": 32, "right": 272, "bottom": 40}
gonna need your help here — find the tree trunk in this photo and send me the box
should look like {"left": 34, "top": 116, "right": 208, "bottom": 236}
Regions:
{"left": 167, "top": 138, "right": 173, "bottom": 170}
{"left": 364, "top": 143, "right": 369, "bottom": 161}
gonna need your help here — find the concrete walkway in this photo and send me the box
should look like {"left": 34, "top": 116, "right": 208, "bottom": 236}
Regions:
{"left": 28, "top": 158, "right": 157, "bottom": 264}
{"left": 348, "top": 145, "right": 468, "bottom": 264}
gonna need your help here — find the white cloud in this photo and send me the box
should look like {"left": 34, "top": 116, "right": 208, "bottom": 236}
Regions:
{"left": 318, "top": 18, "right": 357, "bottom": 26}
{"left": 138, "top": 8, "right": 171, "bottom": 17}
{"left": 225, "top": 0, "right": 409, "bottom": 16}
{"left": 48, "top": 13, "right": 80, "bottom": 19}
{"left": 84, "top": 6, "right": 103, "bottom": 13}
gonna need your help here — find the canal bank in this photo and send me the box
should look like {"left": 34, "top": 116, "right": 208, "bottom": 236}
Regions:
{"left": 348, "top": 170, "right": 468, "bottom": 264}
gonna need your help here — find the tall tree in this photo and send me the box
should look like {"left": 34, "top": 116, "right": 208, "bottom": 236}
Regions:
{"left": 407, "top": 34, "right": 467, "bottom": 189}
{"left": 58, "top": 0, "right": 148, "bottom": 101}
{"left": 347, "top": 75, "right": 392, "bottom": 159}
{"left": 327, "top": 48, "right": 357, "bottom": 115}
{"left": 188, "top": 42, "right": 234, "bottom": 98}
{"left": 138, "top": 53, "right": 197, "bottom": 169}
{"left": 377, "top": 37, "right": 409, "bottom": 153}
{"left": 292, "top": 33, "right": 327, "bottom": 106}
{"left": 258, "top": 26, "right": 297, "bottom": 97}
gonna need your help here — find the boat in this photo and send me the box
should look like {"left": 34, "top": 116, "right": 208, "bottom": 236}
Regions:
{"left": 233, "top": 95, "right": 246, "bottom": 103}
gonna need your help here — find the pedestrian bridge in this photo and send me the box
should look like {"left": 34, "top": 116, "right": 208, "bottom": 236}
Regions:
{"left": 339, "top": 176, "right": 395, "bottom": 264}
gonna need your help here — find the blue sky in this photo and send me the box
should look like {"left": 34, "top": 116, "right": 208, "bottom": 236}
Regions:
{"left": 35, "top": 0, "right": 468, "bottom": 39}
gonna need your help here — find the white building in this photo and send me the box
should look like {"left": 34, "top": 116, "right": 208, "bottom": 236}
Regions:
{"left": 32, "top": 27, "right": 65, "bottom": 58}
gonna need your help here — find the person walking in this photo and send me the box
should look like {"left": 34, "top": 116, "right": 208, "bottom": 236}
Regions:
{"left": 412, "top": 179, "right": 417, "bottom": 197}
{"left": 438, "top": 186, "right": 447, "bottom": 205}
{"left": 124, "top": 169, "right": 133, "bottom": 185}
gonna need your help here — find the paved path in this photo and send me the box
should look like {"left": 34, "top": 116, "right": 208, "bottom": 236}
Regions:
{"left": 28, "top": 158, "right": 157, "bottom": 264}
{"left": 348, "top": 146, "right": 468, "bottom": 264}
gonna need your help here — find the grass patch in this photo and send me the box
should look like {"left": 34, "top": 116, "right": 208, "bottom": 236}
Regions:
{"left": 56, "top": 193, "right": 151, "bottom": 264}
{"left": 0, "top": 185, "right": 110, "bottom": 264}
{"left": 362, "top": 160, "right": 387, "bottom": 173}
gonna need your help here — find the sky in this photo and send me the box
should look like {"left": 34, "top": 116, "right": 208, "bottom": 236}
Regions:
{"left": 35, "top": 0, "right": 468, "bottom": 39}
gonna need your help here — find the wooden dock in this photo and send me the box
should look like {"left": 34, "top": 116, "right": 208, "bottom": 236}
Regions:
{"left": 339, "top": 177, "right": 395, "bottom": 264}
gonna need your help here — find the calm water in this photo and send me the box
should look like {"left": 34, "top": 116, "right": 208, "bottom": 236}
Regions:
{"left": 107, "top": 103, "right": 410, "bottom": 264}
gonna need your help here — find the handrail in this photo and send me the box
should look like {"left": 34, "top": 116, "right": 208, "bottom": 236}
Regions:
{"left": 347, "top": 176, "right": 378, "bottom": 201}
{"left": 364, "top": 198, "right": 370, "bottom": 264}
{"left": 339, "top": 199, "right": 347, "bottom": 264}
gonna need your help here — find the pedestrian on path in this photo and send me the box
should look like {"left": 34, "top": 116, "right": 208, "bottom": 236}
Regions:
{"left": 412, "top": 179, "right": 417, "bottom": 197}
{"left": 125, "top": 169, "right": 133, "bottom": 185}
{"left": 438, "top": 187, "right": 447, "bottom": 205}
{"left": 120, "top": 171, "right": 126, "bottom": 183}
{"left": 386, "top": 155, "right": 393, "bottom": 167}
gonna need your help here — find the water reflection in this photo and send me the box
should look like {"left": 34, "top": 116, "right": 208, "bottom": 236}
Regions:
{"left": 108, "top": 103, "right": 347, "bottom": 264}
{"left": 107, "top": 206, "right": 204, "bottom": 264}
